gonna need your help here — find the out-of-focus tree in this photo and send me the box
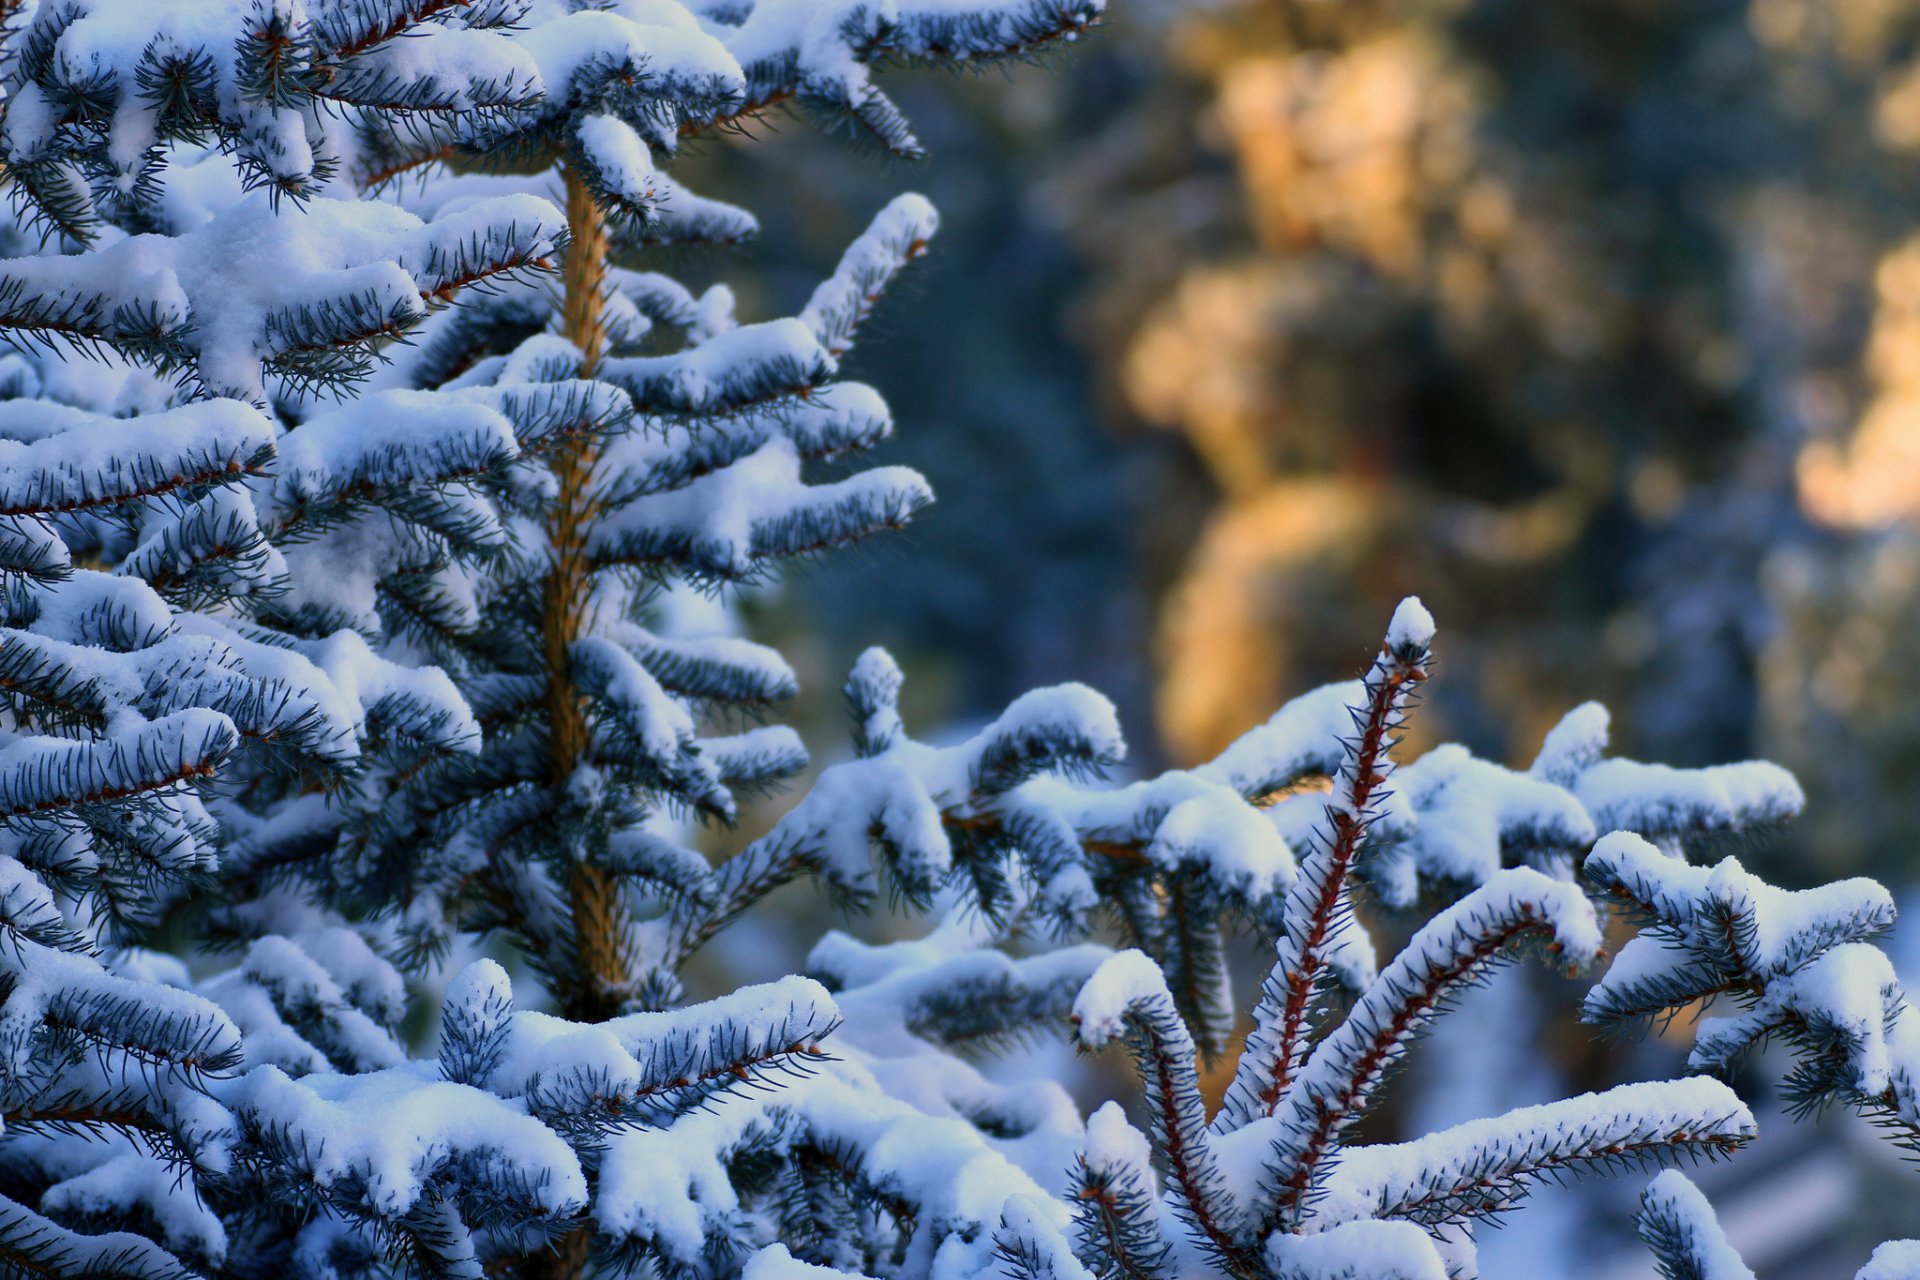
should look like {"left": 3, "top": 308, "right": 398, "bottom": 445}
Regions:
{"left": 1766, "top": 221, "right": 1920, "bottom": 883}
{"left": 1044, "top": 0, "right": 1920, "bottom": 882}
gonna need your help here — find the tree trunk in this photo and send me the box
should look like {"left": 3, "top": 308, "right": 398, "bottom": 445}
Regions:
{"left": 542, "top": 166, "right": 630, "bottom": 1024}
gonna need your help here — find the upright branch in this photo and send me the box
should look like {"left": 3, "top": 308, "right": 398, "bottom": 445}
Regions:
{"left": 1313, "top": 1081, "right": 1755, "bottom": 1235}
{"left": 1067, "top": 1104, "right": 1172, "bottom": 1280}
{"left": 1636, "top": 1171, "right": 1759, "bottom": 1280}
{"left": 1072, "top": 952, "right": 1258, "bottom": 1279}
{"left": 1255, "top": 868, "right": 1606, "bottom": 1233}
{"left": 1218, "top": 598, "right": 1434, "bottom": 1130}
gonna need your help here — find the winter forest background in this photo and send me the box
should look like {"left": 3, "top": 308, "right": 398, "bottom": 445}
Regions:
{"left": 5, "top": 1, "right": 1920, "bottom": 1279}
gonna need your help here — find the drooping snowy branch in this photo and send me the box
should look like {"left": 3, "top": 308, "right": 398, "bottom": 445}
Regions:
{"left": 1584, "top": 830, "right": 1920, "bottom": 1146}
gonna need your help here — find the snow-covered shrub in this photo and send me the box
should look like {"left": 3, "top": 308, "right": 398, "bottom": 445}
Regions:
{"left": 0, "top": 3, "right": 1915, "bottom": 1280}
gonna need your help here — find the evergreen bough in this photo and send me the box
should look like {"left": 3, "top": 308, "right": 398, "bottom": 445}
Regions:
{"left": 0, "top": 2, "right": 1913, "bottom": 1278}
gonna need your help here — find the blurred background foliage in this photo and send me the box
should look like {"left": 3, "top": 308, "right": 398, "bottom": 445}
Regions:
{"left": 662, "top": 3, "right": 1920, "bottom": 1273}
{"left": 684, "top": 0, "right": 1920, "bottom": 893}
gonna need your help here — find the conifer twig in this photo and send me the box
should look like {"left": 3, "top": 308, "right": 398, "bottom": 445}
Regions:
{"left": 1218, "top": 599, "right": 1433, "bottom": 1131}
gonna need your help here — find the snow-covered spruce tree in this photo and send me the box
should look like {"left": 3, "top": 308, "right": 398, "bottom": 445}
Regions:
{"left": 0, "top": 0, "right": 1102, "bottom": 1277}
{"left": 3, "top": 4, "right": 1918, "bottom": 1280}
